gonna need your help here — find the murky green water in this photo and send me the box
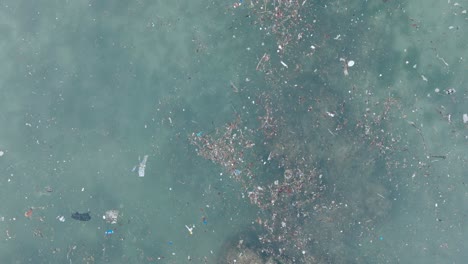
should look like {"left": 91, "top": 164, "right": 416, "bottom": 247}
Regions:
{"left": 0, "top": 1, "right": 466, "bottom": 263}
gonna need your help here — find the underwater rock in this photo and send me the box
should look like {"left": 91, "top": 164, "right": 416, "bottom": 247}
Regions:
{"left": 216, "top": 230, "right": 280, "bottom": 264}
{"left": 224, "top": 245, "right": 264, "bottom": 264}
{"left": 71, "top": 212, "right": 91, "bottom": 221}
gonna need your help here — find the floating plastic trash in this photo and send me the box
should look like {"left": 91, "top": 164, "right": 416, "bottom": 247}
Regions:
{"left": 185, "top": 224, "right": 194, "bottom": 235}
{"left": 24, "top": 208, "right": 33, "bottom": 218}
{"left": 138, "top": 155, "right": 149, "bottom": 177}
{"left": 103, "top": 210, "right": 119, "bottom": 224}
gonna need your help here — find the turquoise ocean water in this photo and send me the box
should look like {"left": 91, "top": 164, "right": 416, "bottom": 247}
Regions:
{"left": 0, "top": 1, "right": 466, "bottom": 263}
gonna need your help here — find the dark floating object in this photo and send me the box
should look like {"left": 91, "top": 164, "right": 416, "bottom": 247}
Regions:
{"left": 71, "top": 212, "right": 91, "bottom": 221}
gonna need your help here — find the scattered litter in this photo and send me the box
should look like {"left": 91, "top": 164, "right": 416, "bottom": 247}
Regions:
{"left": 105, "top": 229, "right": 114, "bottom": 236}
{"left": 347, "top": 60, "right": 355, "bottom": 67}
{"left": 230, "top": 81, "right": 239, "bottom": 93}
{"left": 421, "top": 75, "right": 428, "bottom": 82}
{"left": 103, "top": 210, "right": 119, "bottom": 224}
{"left": 436, "top": 54, "right": 449, "bottom": 66}
{"left": 463, "top": 114, "right": 468, "bottom": 124}
{"left": 339, "top": 58, "right": 349, "bottom": 76}
{"left": 0, "top": 150, "right": 4, "bottom": 157}
{"left": 280, "top": 60, "right": 289, "bottom": 68}
{"left": 256, "top": 53, "right": 270, "bottom": 71}
{"left": 138, "top": 155, "right": 149, "bottom": 177}
{"left": 445, "top": 88, "right": 456, "bottom": 95}
{"left": 56, "top": 215, "right": 66, "bottom": 222}
{"left": 24, "top": 208, "right": 33, "bottom": 218}
{"left": 185, "top": 224, "right": 194, "bottom": 235}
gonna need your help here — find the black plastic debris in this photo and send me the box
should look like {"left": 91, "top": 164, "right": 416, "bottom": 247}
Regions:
{"left": 71, "top": 212, "right": 91, "bottom": 221}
